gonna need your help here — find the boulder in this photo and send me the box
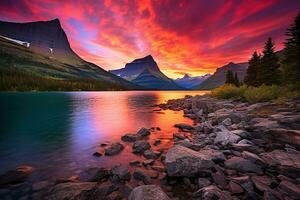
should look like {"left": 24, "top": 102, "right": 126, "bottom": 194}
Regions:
{"left": 165, "top": 145, "right": 214, "bottom": 177}
{"left": 104, "top": 142, "right": 124, "bottom": 156}
{"left": 242, "top": 151, "right": 266, "bottom": 166}
{"left": 225, "top": 156, "right": 263, "bottom": 174}
{"left": 231, "top": 176, "right": 253, "bottom": 192}
{"left": 121, "top": 134, "right": 139, "bottom": 142}
{"left": 265, "top": 128, "right": 300, "bottom": 146}
{"left": 278, "top": 180, "right": 300, "bottom": 199}
{"left": 44, "top": 182, "right": 97, "bottom": 200}
{"left": 251, "top": 176, "right": 272, "bottom": 192}
{"left": 132, "top": 140, "right": 151, "bottom": 154}
{"left": 193, "top": 185, "right": 232, "bottom": 200}
{"left": 128, "top": 185, "right": 170, "bottom": 200}
{"left": 137, "top": 128, "right": 151, "bottom": 137}
{"left": 174, "top": 123, "right": 194, "bottom": 131}
{"left": 111, "top": 164, "right": 131, "bottom": 182}
{"left": 231, "top": 129, "right": 250, "bottom": 139}
{"left": 214, "top": 130, "right": 241, "bottom": 146}
{"left": 260, "top": 150, "right": 300, "bottom": 178}
{"left": 229, "top": 181, "right": 244, "bottom": 194}
{"left": 200, "top": 148, "right": 226, "bottom": 162}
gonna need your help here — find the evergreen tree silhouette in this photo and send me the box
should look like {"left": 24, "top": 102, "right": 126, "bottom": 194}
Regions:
{"left": 244, "top": 51, "right": 261, "bottom": 86}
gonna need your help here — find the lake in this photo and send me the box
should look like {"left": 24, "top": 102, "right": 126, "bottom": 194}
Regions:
{"left": 0, "top": 91, "right": 208, "bottom": 181}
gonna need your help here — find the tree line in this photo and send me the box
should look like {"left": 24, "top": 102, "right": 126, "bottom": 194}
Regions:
{"left": 225, "top": 13, "right": 300, "bottom": 90}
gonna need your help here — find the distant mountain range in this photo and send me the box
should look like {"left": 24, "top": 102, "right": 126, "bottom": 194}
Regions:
{"left": 175, "top": 74, "right": 211, "bottom": 89}
{"left": 0, "top": 19, "right": 139, "bottom": 90}
{"left": 110, "top": 55, "right": 182, "bottom": 90}
{"left": 197, "top": 62, "right": 248, "bottom": 90}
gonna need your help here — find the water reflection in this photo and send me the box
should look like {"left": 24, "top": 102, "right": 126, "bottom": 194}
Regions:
{"left": 0, "top": 91, "right": 208, "bottom": 179}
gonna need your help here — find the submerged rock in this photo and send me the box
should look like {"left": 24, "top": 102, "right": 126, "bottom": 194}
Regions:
{"left": 129, "top": 185, "right": 170, "bottom": 200}
{"left": 45, "top": 182, "right": 97, "bottom": 200}
{"left": 121, "top": 133, "right": 139, "bottom": 142}
{"left": 0, "top": 165, "right": 33, "bottom": 187}
{"left": 111, "top": 164, "right": 131, "bottom": 182}
{"left": 132, "top": 140, "right": 151, "bottom": 154}
{"left": 137, "top": 128, "right": 151, "bottom": 137}
{"left": 104, "top": 142, "right": 124, "bottom": 156}
{"left": 165, "top": 145, "right": 214, "bottom": 177}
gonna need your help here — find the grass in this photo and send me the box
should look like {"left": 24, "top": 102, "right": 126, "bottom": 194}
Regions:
{"left": 211, "top": 84, "right": 300, "bottom": 103}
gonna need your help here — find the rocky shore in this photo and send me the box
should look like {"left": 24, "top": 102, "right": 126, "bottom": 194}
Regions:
{"left": 1, "top": 95, "right": 300, "bottom": 200}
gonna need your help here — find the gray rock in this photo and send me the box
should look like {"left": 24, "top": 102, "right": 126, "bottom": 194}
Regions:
{"left": 104, "top": 142, "right": 124, "bottom": 156}
{"left": 200, "top": 148, "right": 226, "bottom": 162}
{"left": 214, "top": 130, "right": 241, "bottom": 146}
{"left": 121, "top": 133, "right": 139, "bottom": 142}
{"left": 225, "top": 156, "right": 263, "bottom": 174}
{"left": 44, "top": 182, "right": 97, "bottom": 200}
{"left": 128, "top": 185, "right": 170, "bottom": 200}
{"left": 238, "top": 139, "right": 253, "bottom": 145}
{"left": 111, "top": 164, "right": 131, "bottom": 182}
{"left": 165, "top": 145, "right": 214, "bottom": 177}
{"left": 231, "top": 176, "right": 253, "bottom": 192}
{"left": 265, "top": 128, "right": 300, "bottom": 146}
{"left": 193, "top": 185, "right": 232, "bottom": 200}
{"left": 132, "top": 140, "right": 151, "bottom": 154}
{"left": 222, "top": 118, "right": 232, "bottom": 126}
{"left": 229, "top": 181, "right": 244, "bottom": 194}
{"left": 132, "top": 169, "right": 158, "bottom": 184}
{"left": 137, "top": 128, "right": 150, "bottom": 137}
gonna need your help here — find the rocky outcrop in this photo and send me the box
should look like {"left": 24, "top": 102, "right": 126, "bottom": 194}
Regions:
{"left": 165, "top": 145, "right": 214, "bottom": 177}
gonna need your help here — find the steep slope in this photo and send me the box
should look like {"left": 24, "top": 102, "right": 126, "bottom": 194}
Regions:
{"left": 132, "top": 68, "right": 182, "bottom": 90}
{"left": 110, "top": 55, "right": 182, "bottom": 90}
{"left": 175, "top": 74, "right": 211, "bottom": 89}
{"left": 0, "top": 19, "right": 139, "bottom": 90}
{"left": 198, "top": 62, "right": 248, "bottom": 90}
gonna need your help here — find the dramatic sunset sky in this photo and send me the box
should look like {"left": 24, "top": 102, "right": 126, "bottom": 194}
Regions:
{"left": 0, "top": 0, "right": 299, "bottom": 78}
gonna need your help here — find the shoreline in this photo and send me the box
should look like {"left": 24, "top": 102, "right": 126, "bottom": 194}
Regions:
{"left": 0, "top": 94, "right": 299, "bottom": 199}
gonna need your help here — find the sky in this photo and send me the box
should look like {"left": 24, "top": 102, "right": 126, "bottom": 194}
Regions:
{"left": 0, "top": 0, "right": 299, "bottom": 78}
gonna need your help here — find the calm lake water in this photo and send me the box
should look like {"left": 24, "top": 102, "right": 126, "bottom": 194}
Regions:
{"left": 0, "top": 91, "right": 208, "bottom": 181}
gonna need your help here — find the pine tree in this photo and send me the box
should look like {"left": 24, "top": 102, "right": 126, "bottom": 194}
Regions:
{"left": 225, "top": 70, "right": 235, "bottom": 84}
{"left": 282, "top": 13, "right": 300, "bottom": 89}
{"left": 234, "top": 72, "right": 239, "bottom": 87}
{"left": 257, "top": 37, "right": 280, "bottom": 85}
{"left": 244, "top": 51, "right": 261, "bottom": 86}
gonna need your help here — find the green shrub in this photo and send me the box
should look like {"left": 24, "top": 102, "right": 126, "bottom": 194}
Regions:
{"left": 211, "top": 84, "right": 247, "bottom": 99}
{"left": 243, "top": 85, "right": 281, "bottom": 103}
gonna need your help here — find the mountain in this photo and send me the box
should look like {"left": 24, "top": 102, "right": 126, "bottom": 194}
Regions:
{"left": 110, "top": 55, "right": 182, "bottom": 90}
{"left": 0, "top": 19, "right": 139, "bottom": 90}
{"left": 175, "top": 74, "right": 211, "bottom": 89}
{"left": 132, "top": 68, "right": 181, "bottom": 90}
{"left": 198, "top": 62, "right": 248, "bottom": 90}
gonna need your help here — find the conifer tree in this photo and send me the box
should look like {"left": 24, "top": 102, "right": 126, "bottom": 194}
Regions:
{"left": 244, "top": 51, "right": 260, "bottom": 86}
{"left": 225, "top": 70, "right": 235, "bottom": 84}
{"left": 282, "top": 13, "right": 300, "bottom": 89}
{"left": 257, "top": 37, "right": 280, "bottom": 85}
{"left": 234, "top": 72, "right": 239, "bottom": 87}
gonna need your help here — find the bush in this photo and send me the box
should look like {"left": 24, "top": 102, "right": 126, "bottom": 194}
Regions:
{"left": 211, "top": 84, "right": 247, "bottom": 99}
{"left": 244, "top": 85, "right": 281, "bottom": 103}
